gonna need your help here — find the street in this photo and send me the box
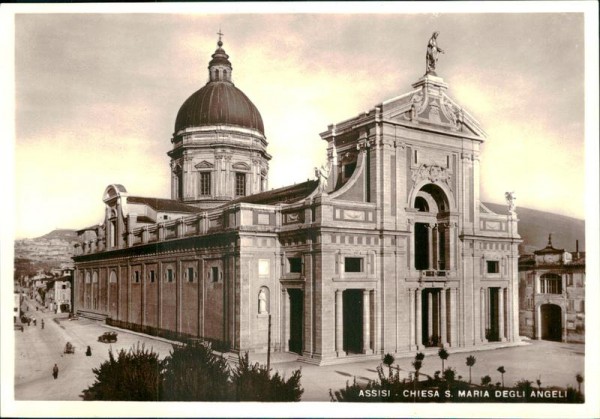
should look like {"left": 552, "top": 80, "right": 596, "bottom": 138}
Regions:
{"left": 14, "top": 295, "right": 585, "bottom": 401}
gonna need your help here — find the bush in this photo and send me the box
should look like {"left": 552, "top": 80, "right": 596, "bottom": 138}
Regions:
{"left": 81, "top": 344, "right": 161, "bottom": 400}
{"left": 231, "top": 353, "right": 303, "bottom": 401}
{"left": 161, "top": 341, "right": 231, "bottom": 401}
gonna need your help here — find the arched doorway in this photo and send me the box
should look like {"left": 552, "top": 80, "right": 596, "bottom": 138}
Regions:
{"left": 412, "top": 183, "right": 451, "bottom": 271}
{"left": 540, "top": 304, "right": 562, "bottom": 341}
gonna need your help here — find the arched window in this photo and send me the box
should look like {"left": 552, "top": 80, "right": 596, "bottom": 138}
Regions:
{"left": 540, "top": 273, "right": 562, "bottom": 294}
{"left": 414, "top": 196, "right": 429, "bottom": 212}
{"left": 258, "top": 286, "right": 270, "bottom": 314}
{"left": 109, "top": 270, "right": 117, "bottom": 283}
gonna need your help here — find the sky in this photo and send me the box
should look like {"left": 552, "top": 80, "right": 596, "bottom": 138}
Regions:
{"left": 4, "top": 6, "right": 596, "bottom": 239}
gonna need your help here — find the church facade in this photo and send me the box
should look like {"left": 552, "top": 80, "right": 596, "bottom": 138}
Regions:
{"left": 73, "top": 35, "right": 521, "bottom": 364}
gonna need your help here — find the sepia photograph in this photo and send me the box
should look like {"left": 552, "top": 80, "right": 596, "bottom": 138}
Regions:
{"left": 1, "top": 2, "right": 598, "bottom": 418}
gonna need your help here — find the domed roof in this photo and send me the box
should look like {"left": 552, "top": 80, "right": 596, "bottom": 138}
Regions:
{"left": 175, "top": 83, "right": 264, "bottom": 134}
{"left": 174, "top": 37, "right": 264, "bottom": 135}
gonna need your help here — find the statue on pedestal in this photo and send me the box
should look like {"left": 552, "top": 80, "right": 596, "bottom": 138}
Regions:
{"left": 426, "top": 32, "right": 444, "bottom": 74}
{"left": 505, "top": 191, "right": 517, "bottom": 213}
{"left": 314, "top": 163, "right": 331, "bottom": 193}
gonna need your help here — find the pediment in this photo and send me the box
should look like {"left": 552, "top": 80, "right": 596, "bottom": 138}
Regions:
{"left": 195, "top": 160, "right": 214, "bottom": 169}
{"left": 382, "top": 79, "right": 486, "bottom": 138}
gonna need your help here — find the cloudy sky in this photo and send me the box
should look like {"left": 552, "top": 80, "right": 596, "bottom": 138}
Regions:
{"left": 5, "top": 5, "right": 596, "bottom": 239}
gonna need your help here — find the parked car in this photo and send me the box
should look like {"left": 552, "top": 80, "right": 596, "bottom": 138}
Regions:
{"left": 98, "top": 331, "right": 118, "bottom": 343}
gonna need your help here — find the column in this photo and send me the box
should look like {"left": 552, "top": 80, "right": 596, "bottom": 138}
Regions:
{"left": 427, "top": 224, "right": 434, "bottom": 270}
{"left": 427, "top": 290, "right": 433, "bottom": 343}
{"left": 440, "top": 288, "right": 447, "bottom": 346}
{"left": 535, "top": 304, "right": 541, "bottom": 340}
{"left": 335, "top": 289, "right": 343, "bottom": 356}
{"left": 498, "top": 288, "right": 506, "bottom": 341}
{"left": 283, "top": 289, "right": 291, "bottom": 351}
{"left": 479, "top": 288, "right": 485, "bottom": 342}
{"left": 362, "top": 289, "right": 371, "bottom": 353}
{"left": 415, "top": 289, "right": 422, "bottom": 349}
{"left": 432, "top": 225, "right": 439, "bottom": 269}
{"left": 408, "top": 288, "right": 415, "bottom": 350}
{"left": 449, "top": 288, "right": 457, "bottom": 346}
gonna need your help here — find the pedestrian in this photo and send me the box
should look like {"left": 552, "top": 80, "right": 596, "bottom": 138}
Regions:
{"left": 86, "top": 346, "right": 92, "bottom": 356}
{"left": 33, "top": 319, "right": 37, "bottom": 326}
{"left": 41, "top": 319, "right": 45, "bottom": 329}
{"left": 52, "top": 363, "right": 59, "bottom": 380}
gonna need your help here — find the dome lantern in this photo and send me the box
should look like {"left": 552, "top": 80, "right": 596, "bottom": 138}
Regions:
{"left": 208, "top": 30, "right": 232, "bottom": 83}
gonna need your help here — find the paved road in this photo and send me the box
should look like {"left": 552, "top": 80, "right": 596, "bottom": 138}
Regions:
{"left": 14, "top": 297, "right": 174, "bottom": 400}
{"left": 14, "top": 297, "right": 585, "bottom": 401}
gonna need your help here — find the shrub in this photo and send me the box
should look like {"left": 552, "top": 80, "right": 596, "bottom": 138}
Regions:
{"left": 161, "top": 341, "right": 231, "bottom": 401}
{"left": 481, "top": 375, "right": 492, "bottom": 387}
{"left": 515, "top": 379, "right": 534, "bottom": 392}
{"left": 81, "top": 343, "right": 161, "bottom": 401}
{"left": 231, "top": 353, "right": 303, "bottom": 401}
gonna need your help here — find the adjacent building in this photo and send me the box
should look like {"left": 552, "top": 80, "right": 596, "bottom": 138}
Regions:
{"left": 518, "top": 236, "right": 585, "bottom": 342}
{"left": 73, "top": 35, "right": 521, "bottom": 364}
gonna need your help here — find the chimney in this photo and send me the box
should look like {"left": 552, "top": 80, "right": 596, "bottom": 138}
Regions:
{"left": 575, "top": 240, "right": 580, "bottom": 259}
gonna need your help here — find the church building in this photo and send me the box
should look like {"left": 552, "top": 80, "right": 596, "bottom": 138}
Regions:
{"left": 73, "top": 34, "right": 521, "bottom": 364}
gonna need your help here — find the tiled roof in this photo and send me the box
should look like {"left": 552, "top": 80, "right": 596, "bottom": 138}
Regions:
{"left": 224, "top": 180, "right": 319, "bottom": 206}
{"left": 127, "top": 197, "right": 203, "bottom": 213}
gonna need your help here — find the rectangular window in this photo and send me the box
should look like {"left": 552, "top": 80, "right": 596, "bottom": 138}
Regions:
{"left": 567, "top": 274, "right": 573, "bottom": 286}
{"left": 486, "top": 261, "right": 499, "bottom": 274}
{"left": 110, "top": 220, "right": 117, "bottom": 248}
{"left": 235, "top": 173, "right": 246, "bottom": 196}
{"left": 149, "top": 270, "right": 155, "bottom": 283}
{"left": 211, "top": 266, "right": 219, "bottom": 283}
{"left": 133, "top": 271, "right": 140, "bottom": 283}
{"left": 414, "top": 150, "right": 418, "bottom": 164}
{"left": 344, "top": 257, "right": 364, "bottom": 273}
{"left": 166, "top": 268, "right": 174, "bottom": 283}
{"left": 187, "top": 267, "right": 194, "bottom": 283}
{"left": 446, "top": 155, "right": 450, "bottom": 168}
{"left": 200, "top": 172, "right": 211, "bottom": 196}
{"left": 288, "top": 257, "right": 302, "bottom": 274}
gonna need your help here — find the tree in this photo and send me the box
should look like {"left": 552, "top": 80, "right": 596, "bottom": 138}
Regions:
{"left": 161, "top": 341, "right": 231, "bottom": 401}
{"left": 412, "top": 352, "right": 425, "bottom": 382}
{"left": 465, "top": 355, "right": 476, "bottom": 384}
{"left": 497, "top": 366, "right": 506, "bottom": 388}
{"left": 81, "top": 344, "right": 161, "bottom": 400}
{"left": 231, "top": 352, "right": 303, "bottom": 401}
{"left": 575, "top": 373, "right": 584, "bottom": 394}
{"left": 481, "top": 375, "right": 492, "bottom": 387}
{"left": 382, "top": 353, "right": 395, "bottom": 376}
{"left": 536, "top": 376, "right": 542, "bottom": 390}
{"left": 438, "top": 347, "right": 449, "bottom": 372}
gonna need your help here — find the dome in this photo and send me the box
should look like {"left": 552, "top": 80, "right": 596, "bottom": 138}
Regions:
{"left": 174, "top": 37, "right": 264, "bottom": 135}
{"left": 175, "top": 83, "right": 264, "bottom": 135}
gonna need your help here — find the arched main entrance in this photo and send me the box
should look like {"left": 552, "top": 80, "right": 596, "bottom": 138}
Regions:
{"left": 540, "top": 304, "right": 562, "bottom": 341}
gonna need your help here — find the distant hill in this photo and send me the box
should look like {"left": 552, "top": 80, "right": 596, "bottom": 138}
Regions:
{"left": 14, "top": 229, "right": 78, "bottom": 278}
{"left": 483, "top": 202, "right": 585, "bottom": 254}
{"left": 38, "top": 229, "right": 78, "bottom": 241}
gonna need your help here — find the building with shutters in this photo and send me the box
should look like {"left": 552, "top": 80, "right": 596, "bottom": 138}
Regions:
{"left": 73, "top": 34, "right": 521, "bottom": 364}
